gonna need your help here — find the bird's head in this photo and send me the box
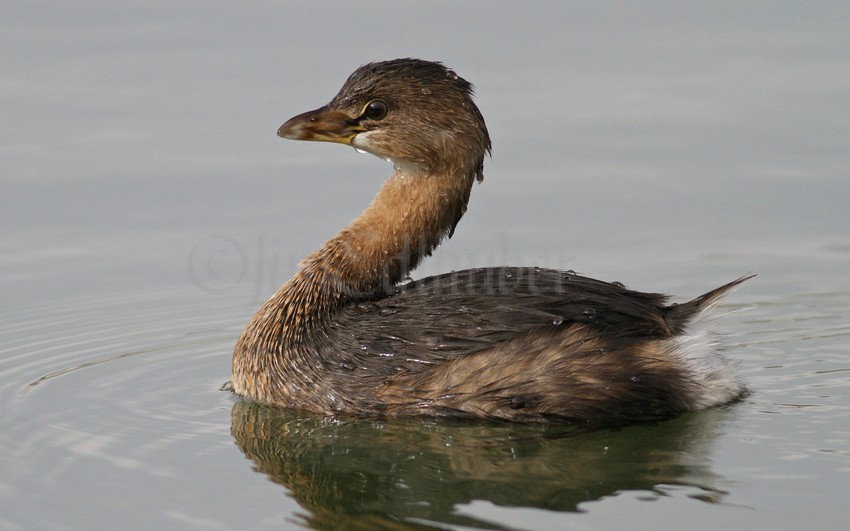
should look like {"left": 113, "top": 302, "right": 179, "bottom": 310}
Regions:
{"left": 277, "top": 59, "right": 491, "bottom": 179}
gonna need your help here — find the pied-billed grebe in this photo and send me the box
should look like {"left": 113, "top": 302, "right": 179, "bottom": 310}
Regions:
{"left": 232, "top": 58, "right": 750, "bottom": 425}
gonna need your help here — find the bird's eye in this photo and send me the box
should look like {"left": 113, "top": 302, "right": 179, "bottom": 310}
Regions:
{"left": 362, "top": 100, "right": 388, "bottom": 120}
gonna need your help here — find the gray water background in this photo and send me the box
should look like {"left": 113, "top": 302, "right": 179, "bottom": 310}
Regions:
{"left": 2, "top": 2, "right": 849, "bottom": 529}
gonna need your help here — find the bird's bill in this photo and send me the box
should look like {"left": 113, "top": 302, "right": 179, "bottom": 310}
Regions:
{"left": 277, "top": 107, "right": 365, "bottom": 145}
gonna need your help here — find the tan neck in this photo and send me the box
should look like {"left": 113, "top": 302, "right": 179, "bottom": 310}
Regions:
{"left": 266, "top": 168, "right": 475, "bottom": 338}
{"left": 305, "top": 170, "right": 472, "bottom": 295}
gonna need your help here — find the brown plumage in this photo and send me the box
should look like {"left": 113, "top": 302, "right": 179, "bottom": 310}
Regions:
{"left": 231, "top": 58, "right": 751, "bottom": 426}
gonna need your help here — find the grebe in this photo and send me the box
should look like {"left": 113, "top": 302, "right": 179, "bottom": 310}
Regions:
{"left": 231, "top": 58, "right": 750, "bottom": 425}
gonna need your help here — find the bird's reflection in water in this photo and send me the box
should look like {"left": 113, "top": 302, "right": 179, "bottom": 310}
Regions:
{"left": 231, "top": 400, "right": 734, "bottom": 529}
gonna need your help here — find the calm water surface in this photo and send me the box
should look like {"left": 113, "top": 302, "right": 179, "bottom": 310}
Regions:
{"left": 3, "top": 3, "right": 850, "bottom": 529}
